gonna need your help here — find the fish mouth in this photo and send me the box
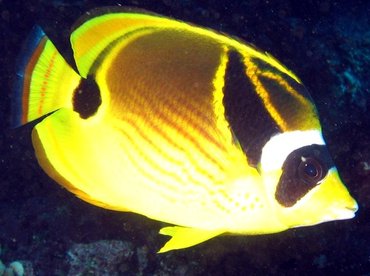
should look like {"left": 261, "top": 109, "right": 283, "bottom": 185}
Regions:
{"left": 346, "top": 203, "right": 359, "bottom": 213}
{"left": 334, "top": 201, "right": 359, "bottom": 220}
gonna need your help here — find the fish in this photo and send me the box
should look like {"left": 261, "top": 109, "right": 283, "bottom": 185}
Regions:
{"left": 12, "top": 7, "right": 358, "bottom": 253}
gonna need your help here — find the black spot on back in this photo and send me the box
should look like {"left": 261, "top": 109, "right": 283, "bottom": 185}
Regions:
{"left": 73, "top": 76, "right": 101, "bottom": 119}
{"left": 223, "top": 50, "right": 281, "bottom": 167}
{"left": 275, "top": 144, "right": 333, "bottom": 207}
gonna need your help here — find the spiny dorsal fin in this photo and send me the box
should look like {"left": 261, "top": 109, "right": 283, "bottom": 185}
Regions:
{"left": 70, "top": 9, "right": 186, "bottom": 78}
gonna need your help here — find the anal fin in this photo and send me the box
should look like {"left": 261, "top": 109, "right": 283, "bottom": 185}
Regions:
{"left": 158, "top": 226, "right": 224, "bottom": 253}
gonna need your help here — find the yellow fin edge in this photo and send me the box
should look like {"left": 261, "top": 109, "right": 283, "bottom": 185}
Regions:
{"left": 158, "top": 226, "right": 224, "bottom": 253}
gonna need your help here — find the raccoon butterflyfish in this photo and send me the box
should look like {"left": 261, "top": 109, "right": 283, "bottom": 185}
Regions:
{"left": 12, "top": 7, "right": 358, "bottom": 253}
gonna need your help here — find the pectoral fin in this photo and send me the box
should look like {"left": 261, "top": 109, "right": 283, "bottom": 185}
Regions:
{"left": 158, "top": 226, "right": 224, "bottom": 253}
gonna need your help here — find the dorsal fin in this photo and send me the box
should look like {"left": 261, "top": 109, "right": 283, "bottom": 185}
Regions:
{"left": 70, "top": 7, "right": 186, "bottom": 78}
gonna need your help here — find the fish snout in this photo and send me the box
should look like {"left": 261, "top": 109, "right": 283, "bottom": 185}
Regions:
{"left": 333, "top": 199, "right": 358, "bottom": 220}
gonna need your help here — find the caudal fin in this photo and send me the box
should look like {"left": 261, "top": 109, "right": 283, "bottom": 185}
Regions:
{"left": 12, "top": 26, "right": 81, "bottom": 127}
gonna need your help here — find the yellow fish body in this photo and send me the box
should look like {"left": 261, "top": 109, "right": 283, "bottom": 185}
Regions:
{"left": 13, "top": 7, "right": 358, "bottom": 252}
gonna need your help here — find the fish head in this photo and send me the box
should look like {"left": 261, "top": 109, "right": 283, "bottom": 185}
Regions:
{"left": 259, "top": 130, "right": 358, "bottom": 229}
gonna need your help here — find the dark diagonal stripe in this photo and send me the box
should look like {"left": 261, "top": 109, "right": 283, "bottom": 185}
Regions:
{"left": 223, "top": 50, "right": 281, "bottom": 167}
{"left": 258, "top": 75, "right": 308, "bottom": 130}
{"left": 251, "top": 57, "right": 314, "bottom": 102}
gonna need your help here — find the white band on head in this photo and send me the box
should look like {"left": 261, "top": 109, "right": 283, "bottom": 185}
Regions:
{"left": 260, "top": 130, "right": 325, "bottom": 171}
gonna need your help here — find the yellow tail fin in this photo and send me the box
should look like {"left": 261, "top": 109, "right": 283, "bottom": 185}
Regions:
{"left": 12, "top": 26, "right": 81, "bottom": 127}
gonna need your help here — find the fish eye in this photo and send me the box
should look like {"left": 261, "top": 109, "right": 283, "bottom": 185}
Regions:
{"left": 298, "top": 157, "right": 323, "bottom": 185}
{"left": 275, "top": 144, "right": 332, "bottom": 207}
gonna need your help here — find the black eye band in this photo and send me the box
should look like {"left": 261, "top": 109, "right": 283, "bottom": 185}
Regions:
{"left": 275, "top": 144, "right": 334, "bottom": 207}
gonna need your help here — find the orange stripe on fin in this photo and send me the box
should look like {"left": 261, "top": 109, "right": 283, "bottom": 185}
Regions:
{"left": 12, "top": 26, "right": 46, "bottom": 127}
{"left": 12, "top": 26, "right": 82, "bottom": 127}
